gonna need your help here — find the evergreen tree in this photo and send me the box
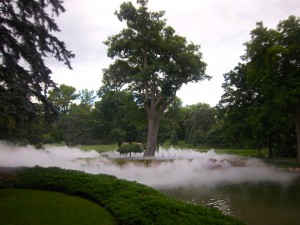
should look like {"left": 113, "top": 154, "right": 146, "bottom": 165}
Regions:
{"left": 0, "top": 0, "right": 74, "bottom": 141}
{"left": 170, "top": 130, "right": 178, "bottom": 145}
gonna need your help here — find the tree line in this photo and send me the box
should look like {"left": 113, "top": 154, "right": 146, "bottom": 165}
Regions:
{"left": 9, "top": 83, "right": 219, "bottom": 149}
{"left": 2, "top": 81, "right": 298, "bottom": 159}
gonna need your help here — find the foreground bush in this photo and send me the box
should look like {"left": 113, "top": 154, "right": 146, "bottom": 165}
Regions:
{"left": 0, "top": 167, "right": 244, "bottom": 225}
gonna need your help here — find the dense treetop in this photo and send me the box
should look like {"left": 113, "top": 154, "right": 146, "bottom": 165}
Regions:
{"left": 0, "top": 0, "right": 74, "bottom": 140}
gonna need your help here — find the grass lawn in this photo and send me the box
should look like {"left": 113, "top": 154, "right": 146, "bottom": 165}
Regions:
{"left": 263, "top": 158, "right": 300, "bottom": 168}
{"left": 0, "top": 188, "right": 117, "bottom": 225}
{"left": 162, "top": 140, "right": 269, "bottom": 157}
{"left": 79, "top": 144, "right": 118, "bottom": 153}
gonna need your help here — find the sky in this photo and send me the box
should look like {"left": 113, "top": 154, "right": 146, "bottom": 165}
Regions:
{"left": 49, "top": 0, "right": 300, "bottom": 106}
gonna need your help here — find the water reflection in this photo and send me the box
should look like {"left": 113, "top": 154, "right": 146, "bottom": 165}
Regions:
{"left": 159, "top": 177, "right": 300, "bottom": 225}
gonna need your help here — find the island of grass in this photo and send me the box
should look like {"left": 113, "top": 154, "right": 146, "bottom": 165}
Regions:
{"left": 0, "top": 166, "right": 245, "bottom": 225}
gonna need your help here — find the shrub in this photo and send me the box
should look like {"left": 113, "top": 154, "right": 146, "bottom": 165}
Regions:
{"left": 117, "top": 142, "right": 144, "bottom": 157}
{"left": 170, "top": 130, "right": 178, "bottom": 145}
{"left": 109, "top": 128, "right": 126, "bottom": 147}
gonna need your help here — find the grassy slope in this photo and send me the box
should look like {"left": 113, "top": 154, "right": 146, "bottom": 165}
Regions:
{"left": 0, "top": 188, "right": 117, "bottom": 225}
{"left": 0, "top": 167, "right": 245, "bottom": 225}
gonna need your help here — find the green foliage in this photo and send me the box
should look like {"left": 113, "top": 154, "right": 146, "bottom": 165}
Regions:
{"left": 94, "top": 91, "right": 146, "bottom": 142}
{"left": 159, "top": 97, "right": 185, "bottom": 143}
{"left": 110, "top": 128, "right": 126, "bottom": 147}
{"left": 46, "top": 84, "right": 99, "bottom": 145}
{"left": 0, "top": 167, "right": 244, "bottom": 225}
{"left": 48, "top": 84, "right": 79, "bottom": 114}
{"left": 0, "top": 188, "right": 117, "bottom": 225}
{"left": 243, "top": 16, "right": 300, "bottom": 159}
{"left": 59, "top": 104, "right": 96, "bottom": 145}
{"left": 185, "top": 103, "right": 217, "bottom": 146}
{"left": 219, "top": 16, "right": 300, "bottom": 158}
{"left": 78, "top": 89, "right": 96, "bottom": 107}
{"left": 207, "top": 120, "right": 227, "bottom": 147}
{"left": 170, "top": 130, "right": 179, "bottom": 145}
{"left": 0, "top": 0, "right": 74, "bottom": 141}
{"left": 117, "top": 143, "right": 144, "bottom": 156}
{"left": 103, "top": 0, "right": 208, "bottom": 156}
{"left": 79, "top": 144, "right": 118, "bottom": 152}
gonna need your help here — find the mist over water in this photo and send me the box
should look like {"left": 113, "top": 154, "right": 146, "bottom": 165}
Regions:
{"left": 0, "top": 141, "right": 296, "bottom": 188}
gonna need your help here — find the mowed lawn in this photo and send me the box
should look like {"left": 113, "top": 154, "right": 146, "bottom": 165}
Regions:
{"left": 79, "top": 144, "right": 118, "bottom": 153}
{"left": 0, "top": 188, "right": 117, "bottom": 225}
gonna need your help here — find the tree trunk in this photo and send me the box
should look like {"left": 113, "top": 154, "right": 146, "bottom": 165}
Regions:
{"left": 144, "top": 111, "right": 160, "bottom": 157}
{"left": 296, "top": 109, "right": 300, "bottom": 162}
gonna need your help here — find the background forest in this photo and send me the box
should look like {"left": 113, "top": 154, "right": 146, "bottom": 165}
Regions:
{"left": 1, "top": 81, "right": 297, "bottom": 159}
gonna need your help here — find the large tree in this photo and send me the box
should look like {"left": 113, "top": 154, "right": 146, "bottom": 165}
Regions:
{"left": 184, "top": 103, "right": 216, "bottom": 145}
{"left": 244, "top": 16, "right": 300, "bottom": 161}
{"left": 48, "top": 84, "right": 78, "bottom": 114}
{"left": 102, "top": 0, "right": 208, "bottom": 156}
{"left": 219, "top": 63, "right": 268, "bottom": 151}
{"left": 94, "top": 90, "right": 146, "bottom": 142}
{"left": 0, "top": 0, "right": 74, "bottom": 140}
{"left": 219, "top": 16, "right": 299, "bottom": 160}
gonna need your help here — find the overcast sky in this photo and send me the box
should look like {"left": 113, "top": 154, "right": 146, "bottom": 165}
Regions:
{"left": 49, "top": 0, "right": 300, "bottom": 106}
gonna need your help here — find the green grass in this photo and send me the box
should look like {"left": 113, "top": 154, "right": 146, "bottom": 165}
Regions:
{"left": 162, "top": 140, "right": 269, "bottom": 157}
{"left": 163, "top": 141, "right": 300, "bottom": 168}
{"left": 263, "top": 158, "right": 300, "bottom": 168}
{"left": 0, "top": 188, "right": 117, "bottom": 225}
{"left": 79, "top": 144, "right": 118, "bottom": 153}
{"left": 211, "top": 148, "right": 268, "bottom": 157}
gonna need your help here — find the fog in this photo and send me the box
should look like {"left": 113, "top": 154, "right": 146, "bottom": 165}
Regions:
{"left": 0, "top": 141, "right": 295, "bottom": 188}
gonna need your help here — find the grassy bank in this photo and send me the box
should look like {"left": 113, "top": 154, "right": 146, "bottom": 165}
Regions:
{"left": 0, "top": 167, "right": 245, "bottom": 225}
{"left": 163, "top": 140, "right": 269, "bottom": 157}
{"left": 263, "top": 158, "right": 300, "bottom": 169}
{"left": 0, "top": 188, "right": 117, "bottom": 225}
{"left": 79, "top": 144, "right": 118, "bottom": 153}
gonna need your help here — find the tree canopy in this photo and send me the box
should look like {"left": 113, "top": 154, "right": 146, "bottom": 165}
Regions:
{"left": 220, "top": 16, "right": 300, "bottom": 160}
{"left": 0, "top": 0, "right": 74, "bottom": 140}
{"left": 102, "top": 0, "right": 208, "bottom": 156}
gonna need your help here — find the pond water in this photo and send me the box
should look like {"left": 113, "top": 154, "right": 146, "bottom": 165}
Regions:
{"left": 103, "top": 147, "right": 300, "bottom": 225}
{"left": 158, "top": 173, "right": 300, "bottom": 225}
{"left": 1, "top": 142, "right": 300, "bottom": 225}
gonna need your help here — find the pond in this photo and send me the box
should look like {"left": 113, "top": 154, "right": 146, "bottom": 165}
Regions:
{"left": 158, "top": 177, "right": 300, "bottom": 225}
